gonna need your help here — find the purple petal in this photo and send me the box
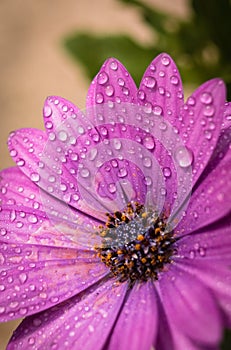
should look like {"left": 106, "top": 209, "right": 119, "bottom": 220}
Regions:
{"left": 107, "top": 281, "right": 158, "bottom": 350}
{"left": 138, "top": 53, "right": 184, "bottom": 127}
{"left": 176, "top": 217, "right": 231, "bottom": 263}
{"left": 158, "top": 263, "right": 223, "bottom": 346}
{"left": 181, "top": 79, "right": 226, "bottom": 186}
{"left": 173, "top": 258, "right": 231, "bottom": 328}
{"left": 6, "top": 278, "right": 127, "bottom": 350}
{"left": 86, "top": 57, "right": 137, "bottom": 109}
{"left": 0, "top": 242, "right": 108, "bottom": 322}
{"left": 176, "top": 144, "right": 231, "bottom": 235}
{"left": 223, "top": 101, "right": 231, "bottom": 129}
{"left": 0, "top": 168, "right": 102, "bottom": 249}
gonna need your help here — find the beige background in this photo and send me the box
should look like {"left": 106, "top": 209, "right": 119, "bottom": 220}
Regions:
{"left": 0, "top": 0, "right": 188, "bottom": 348}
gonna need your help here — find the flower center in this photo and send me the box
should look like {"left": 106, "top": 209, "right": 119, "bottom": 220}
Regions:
{"left": 95, "top": 202, "right": 176, "bottom": 287}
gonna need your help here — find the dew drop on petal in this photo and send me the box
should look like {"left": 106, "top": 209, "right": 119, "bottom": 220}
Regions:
{"left": 108, "top": 183, "right": 116, "bottom": 193}
{"left": 170, "top": 75, "right": 179, "bottom": 85}
{"left": 19, "top": 273, "right": 28, "bottom": 284}
{"left": 28, "top": 214, "right": 38, "bottom": 224}
{"left": 113, "top": 139, "right": 122, "bottom": 150}
{"left": 10, "top": 149, "right": 18, "bottom": 157}
{"left": 159, "top": 122, "right": 167, "bottom": 131}
{"left": 96, "top": 93, "right": 104, "bottom": 104}
{"left": 200, "top": 92, "right": 213, "bottom": 105}
{"left": 0, "top": 306, "right": 6, "bottom": 314}
{"left": 105, "top": 85, "right": 114, "bottom": 97}
{"left": 80, "top": 168, "right": 90, "bottom": 178}
{"left": 118, "top": 167, "right": 128, "bottom": 178}
{"left": 144, "top": 176, "right": 152, "bottom": 186}
{"left": 203, "top": 105, "right": 215, "bottom": 117}
{"left": 163, "top": 167, "right": 172, "bottom": 177}
{"left": 137, "top": 90, "right": 146, "bottom": 101}
{"left": 143, "top": 157, "right": 152, "bottom": 168}
{"left": 143, "top": 102, "right": 152, "bottom": 114}
{"left": 143, "top": 76, "right": 156, "bottom": 89}
{"left": 161, "top": 56, "right": 170, "bottom": 66}
{"left": 110, "top": 60, "right": 118, "bottom": 70}
{"left": 175, "top": 146, "right": 194, "bottom": 168}
{"left": 153, "top": 105, "right": 163, "bottom": 116}
{"left": 58, "top": 130, "right": 68, "bottom": 142}
{"left": 204, "top": 130, "right": 212, "bottom": 140}
{"left": 97, "top": 71, "right": 109, "bottom": 85}
{"left": 44, "top": 106, "right": 52, "bottom": 118}
{"left": 17, "top": 159, "right": 25, "bottom": 167}
{"left": 0, "top": 228, "right": 7, "bottom": 236}
{"left": 117, "top": 78, "right": 125, "bottom": 87}
{"left": 187, "top": 96, "right": 196, "bottom": 106}
{"left": 143, "top": 136, "right": 155, "bottom": 150}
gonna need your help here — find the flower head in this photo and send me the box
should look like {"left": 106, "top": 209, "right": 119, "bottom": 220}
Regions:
{"left": 0, "top": 53, "right": 231, "bottom": 350}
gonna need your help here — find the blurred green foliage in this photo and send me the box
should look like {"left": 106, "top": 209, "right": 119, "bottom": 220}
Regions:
{"left": 64, "top": 0, "right": 231, "bottom": 99}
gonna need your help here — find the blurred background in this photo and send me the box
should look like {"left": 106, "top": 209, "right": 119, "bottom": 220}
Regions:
{"left": 0, "top": 0, "right": 230, "bottom": 348}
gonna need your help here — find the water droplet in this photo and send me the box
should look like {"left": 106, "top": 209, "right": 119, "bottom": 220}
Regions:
{"left": 175, "top": 146, "right": 194, "bottom": 168}
{"left": 158, "top": 87, "right": 165, "bottom": 95}
{"left": 143, "top": 136, "right": 155, "bottom": 150}
{"left": 28, "top": 214, "right": 38, "bottom": 224}
{"left": 100, "top": 126, "right": 108, "bottom": 136}
{"left": 203, "top": 105, "right": 215, "bottom": 117}
{"left": 189, "top": 250, "right": 195, "bottom": 259}
{"left": 0, "top": 284, "right": 5, "bottom": 291}
{"left": 170, "top": 75, "right": 179, "bottom": 85}
{"left": 200, "top": 92, "right": 213, "bottom": 105}
{"left": 137, "top": 90, "right": 146, "bottom": 101}
{"left": 50, "top": 296, "right": 59, "bottom": 303}
{"left": 122, "top": 87, "right": 129, "bottom": 96}
{"left": 0, "top": 228, "right": 7, "bottom": 236}
{"left": 199, "top": 247, "right": 206, "bottom": 257}
{"left": 161, "top": 56, "right": 170, "bottom": 66}
{"left": 204, "top": 130, "right": 212, "bottom": 140}
{"left": 10, "top": 149, "right": 18, "bottom": 157}
{"left": 113, "top": 139, "right": 122, "bottom": 150}
{"left": 110, "top": 60, "right": 118, "bottom": 70}
{"left": 96, "top": 93, "right": 104, "bottom": 104}
{"left": 97, "top": 71, "right": 109, "bottom": 85}
{"left": 143, "top": 102, "right": 152, "bottom": 114}
{"left": 45, "top": 121, "right": 53, "bottom": 129}
{"left": 159, "top": 70, "right": 165, "bottom": 77}
{"left": 58, "top": 130, "right": 68, "bottom": 142}
{"left": 0, "top": 306, "right": 6, "bottom": 314}
{"left": 17, "top": 159, "right": 25, "bottom": 167}
{"left": 19, "top": 273, "right": 28, "bottom": 284}
{"left": 153, "top": 105, "right": 163, "bottom": 115}
{"left": 143, "top": 157, "right": 152, "bottom": 168}
{"left": 163, "top": 167, "right": 171, "bottom": 177}
{"left": 44, "top": 106, "right": 52, "bottom": 118}
{"left": 143, "top": 76, "right": 156, "bottom": 89}
{"left": 160, "top": 187, "right": 167, "bottom": 196}
{"left": 108, "top": 183, "right": 116, "bottom": 193}
{"left": 28, "top": 337, "right": 35, "bottom": 345}
{"left": 80, "top": 168, "right": 90, "bottom": 178}
{"left": 105, "top": 85, "right": 114, "bottom": 97}
{"left": 117, "top": 78, "right": 125, "bottom": 86}
{"left": 144, "top": 176, "right": 152, "bottom": 186}
{"left": 187, "top": 96, "right": 196, "bottom": 106}
{"left": 118, "top": 168, "right": 128, "bottom": 178}
{"left": 159, "top": 121, "right": 167, "bottom": 131}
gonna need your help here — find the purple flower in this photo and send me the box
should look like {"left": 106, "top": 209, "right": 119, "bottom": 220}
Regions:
{"left": 0, "top": 53, "right": 231, "bottom": 350}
